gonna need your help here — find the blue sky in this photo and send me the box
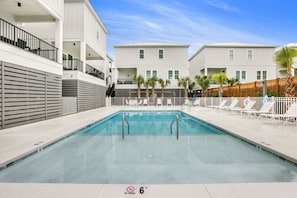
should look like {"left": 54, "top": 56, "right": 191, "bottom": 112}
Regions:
{"left": 90, "top": 0, "right": 297, "bottom": 58}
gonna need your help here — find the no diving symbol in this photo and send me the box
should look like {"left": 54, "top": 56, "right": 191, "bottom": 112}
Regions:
{"left": 126, "top": 186, "right": 136, "bottom": 194}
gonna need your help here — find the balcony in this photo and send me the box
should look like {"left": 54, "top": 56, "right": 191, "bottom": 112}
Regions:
{"left": 117, "top": 78, "right": 136, "bottom": 84}
{"left": 63, "top": 59, "right": 105, "bottom": 80}
{"left": 63, "top": 59, "right": 83, "bottom": 72}
{"left": 0, "top": 18, "right": 58, "bottom": 62}
{"left": 86, "top": 64, "right": 105, "bottom": 80}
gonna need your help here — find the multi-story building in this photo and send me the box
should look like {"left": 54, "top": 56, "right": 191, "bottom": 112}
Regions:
{"left": 0, "top": 0, "right": 109, "bottom": 128}
{"left": 0, "top": 0, "right": 64, "bottom": 129}
{"left": 189, "top": 43, "right": 277, "bottom": 83}
{"left": 113, "top": 42, "right": 190, "bottom": 97}
{"left": 61, "top": 0, "right": 109, "bottom": 113}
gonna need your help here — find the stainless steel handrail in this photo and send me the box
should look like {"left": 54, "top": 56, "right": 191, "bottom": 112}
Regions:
{"left": 122, "top": 114, "right": 130, "bottom": 140}
{"left": 170, "top": 115, "right": 179, "bottom": 139}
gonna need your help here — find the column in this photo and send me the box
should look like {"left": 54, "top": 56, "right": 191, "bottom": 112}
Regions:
{"left": 55, "top": 19, "right": 63, "bottom": 64}
{"left": 80, "top": 41, "right": 86, "bottom": 73}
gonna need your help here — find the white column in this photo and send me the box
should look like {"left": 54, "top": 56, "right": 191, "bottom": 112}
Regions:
{"left": 204, "top": 67, "right": 208, "bottom": 76}
{"left": 80, "top": 41, "right": 86, "bottom": 73}
{"left": 55, "top": 19, "right": 63, "bottom": 64}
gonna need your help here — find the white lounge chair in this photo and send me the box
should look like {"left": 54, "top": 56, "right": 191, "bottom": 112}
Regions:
{"left": 208, "top": 99, "right": 227, "bottom": 109}
{"left": 260, "top": 102, "right": 297, "bottom": 121}
{"left": 167, "top": 98, "right": 172, "bottom": 106}
{"left": 137, "top": 99, "right": 143, "bottom": 106}
{"left": 242, "top": 101, "right": 275, "bottom": 116}
{"left": 143, "top": 99, "right": 148, "bottom": 106}
{"left": 157, "top": 98, "right": 162, "bottom": 106}
{"left": 220, "top": 99, "right": 239, "bottom": 110}
{"left": 231, "top": 100, "right": 256, "bottom": 113}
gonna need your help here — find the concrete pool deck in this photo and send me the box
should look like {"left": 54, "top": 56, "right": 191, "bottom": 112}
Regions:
{"left": 0, "top": 106, "right": 297, "bottom": 198}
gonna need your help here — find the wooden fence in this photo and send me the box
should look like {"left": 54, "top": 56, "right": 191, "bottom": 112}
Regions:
{"left": 207, "top": 76, "right": 297, "bottom": 97}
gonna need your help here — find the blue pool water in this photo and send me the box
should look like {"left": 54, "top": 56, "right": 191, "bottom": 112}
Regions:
{"left": 0, "top": 110, "right": 297, "bottom": 184}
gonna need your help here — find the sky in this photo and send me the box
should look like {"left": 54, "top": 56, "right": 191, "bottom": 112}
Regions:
{"left": 90, "top": 0, "right": 297, "bottom": 59}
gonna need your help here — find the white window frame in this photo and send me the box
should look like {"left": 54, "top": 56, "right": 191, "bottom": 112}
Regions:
{"left": 236, "top": 71, "right": 240, "bottom": 79}
{"left": 174, "top": 70, "right": 179, "bottom": 79}
{"left": 256, "top": 71, "right": 261, "bottom": 80}
{"left": 241, "top": 71, "right": 246, "bottom": 80}
{"left": 247, "top": 49, "right": 253, "bottom": 60}
{"left": 262, "top": 71, "right": 267, "bottom": 80}
{"left": 158, "top": 49, "right": 164, "bottom": 59}
{"left": 146, "top": 70, "right": 151, "bottom": 79}
{"left": 228, "top": 49, "right": 235, "bottom": 60}
{"left": 152, "top": 70, "right": 158, "bottom": 77}
{"left": 168, "top": 70, "right": 173, "bottom": 79}
{"left": 139, "top": 49, "right": 144, "bottom": 59}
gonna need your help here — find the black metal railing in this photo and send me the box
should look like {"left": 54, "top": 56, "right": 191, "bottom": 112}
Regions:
{"left": 63, "top": 59, "right": 83, "bottom": 72}
{"left": 86, "top": 64, "right": 105, "bottom": 80}
{"left": 0, "top": 18, "right": 58, "bottom": 62}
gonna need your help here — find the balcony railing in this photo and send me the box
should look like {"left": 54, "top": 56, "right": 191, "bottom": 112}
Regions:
{"left": 63, "top": 59, "right": 83, "bottom": 72}
{"left": 117, "top": 78, "right": 136, "bottom": 84}
{"left": 86, "top": 64, "right": 105, "bottom": 80}
{"left": 0, "top": 18, "right": 58, "bottom": 62}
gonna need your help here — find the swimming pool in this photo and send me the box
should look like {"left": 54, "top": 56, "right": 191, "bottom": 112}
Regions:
{"left": 0, "top": 110, "right": 297, "bottom": 184}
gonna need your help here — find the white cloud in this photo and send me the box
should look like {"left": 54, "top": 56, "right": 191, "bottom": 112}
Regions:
{"left": 102, "top": 1, "right": 280, "bottom": 58}
{"left": 204, "top": 0, "right": 240, "bottom": 13}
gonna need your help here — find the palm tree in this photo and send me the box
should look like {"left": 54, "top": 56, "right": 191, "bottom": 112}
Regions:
{"left": 144, "top": 80, "right": 150, "bottom": 98}
{"left": 148, "top": 76, "right": 158, "bottom": 98}
{"left": 158, "top": 78, "right": 170, "bottom": 98}
{"left": 195, "top": 75, "right": 210, "bottom": 97}
{"left": 212, "top": 72, "right": 227, "bottom": 97}
{"left": 132, "top": 74, "right": 144, "bottom": 100}
{"left": 227, "top": 77, "right": 240, "bottom": 86}
{"left": 178, "top": 77, "right": 190, "bottom": 98}
{"left": 276, "top": 46, "right": 297, "bottom": 97}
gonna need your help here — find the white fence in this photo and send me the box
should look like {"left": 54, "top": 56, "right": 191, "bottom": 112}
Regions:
{"left": 110, "top": 96, "right": 297, "bottom": 114}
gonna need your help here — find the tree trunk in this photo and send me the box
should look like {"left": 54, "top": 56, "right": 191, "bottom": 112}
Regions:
{"left": 285, "top": 76, "right": 296, "bottom": 97}
{"left": 184, "top": 88, "right": 188, "bottom": 98}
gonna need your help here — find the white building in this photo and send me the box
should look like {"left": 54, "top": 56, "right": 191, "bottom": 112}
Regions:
{"left": 113, "top": 42, "right": 190, "bottom": 97}
{"left": 61, "top": 0, "right": 109, "bottom": 112}
{"left": 0, "top": 0, "right": 109, "bottom": 128}
{"left": 189, "top": 43, "right": 277, "bottom": 83}
{"left": 0, "top": 0, "right": 64, "bottom": 128}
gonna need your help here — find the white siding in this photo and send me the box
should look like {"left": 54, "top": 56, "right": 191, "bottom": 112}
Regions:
{"left": 115, "top": 44, "right": 189, "bottom": 87}
{"left": 189, "top": 44, "right": 277, "bottom": 83}
{"left": 84, "top": 4, "right": 106, "bottom": 57}
{"left": 64, "top": 3, "right": 84, "bottom": 39}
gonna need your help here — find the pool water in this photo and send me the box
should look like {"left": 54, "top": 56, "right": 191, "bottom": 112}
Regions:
{"left": 0, "top": 110, "right": 297, "bottom": 184}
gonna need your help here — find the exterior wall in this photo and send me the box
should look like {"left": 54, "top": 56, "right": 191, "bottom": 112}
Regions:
{"left": 0, "top": 61, "right": 62, "bottom": 129}
{"left": 62, "top": 80, "right": 106, "bottom": 112}
{"left": 63, "top": 3, "right": 84, "bottom": 40}
{"left": 0, "top": 42, "right": 62, "bottom": 76}
{"left": 189, "top": 45, "right": 277, "bottom": 83}
{"left": 84, "top": 4, "right": 107, "bottom": 57}
{"left": 114, "top": 44, "right": 189, "bottom": 87}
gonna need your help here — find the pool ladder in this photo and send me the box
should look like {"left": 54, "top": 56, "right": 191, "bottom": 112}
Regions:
{"left": 170, "top": 115, "right": 179, "bottom": 140}
{"left": 122, "top": 114, "right": 130, "bottom": 140}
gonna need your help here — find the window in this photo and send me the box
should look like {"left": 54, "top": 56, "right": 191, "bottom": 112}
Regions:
{"left": 247, "top": 50, "right": 253, "bottom": 60}
{"left": 159, "top": 49, "right": 164, "bottom": 59}
{"left": 236, "top": 71, "right": 240, "bottom": 79}
{"left": 241, "top": 71, "right": 246, "bottom": 80}
{"left": 174, "top": 70, "right": 179, "bottom": 79}
{"left": 229, "top": 49, "right": 234, "bottom": 60}
{"left": 168, "top": 70, "right": 173, "bottom": 79}
{"left": 257, "top": 71, "right": 261, "bottom": 80}
{"left": 152, "top": 70, "right": 157, "bottom": 77}
{"left": 146, "top": 70, "right": 151, "bottom": 79}
{"left": 139, "top": 49, "right": 144, "bottom": 59}
{"left": 262, "top": 71, "right": 267, "bottom": 80}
